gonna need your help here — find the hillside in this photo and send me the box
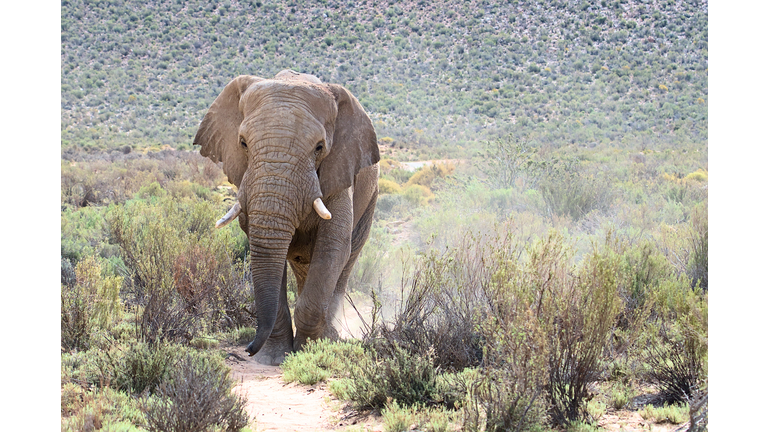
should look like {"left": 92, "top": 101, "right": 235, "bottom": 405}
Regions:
{"left": 61, "top": 0, "right": 708, "bottom": 156}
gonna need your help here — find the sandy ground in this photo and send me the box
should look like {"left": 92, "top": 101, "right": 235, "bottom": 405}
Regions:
{"left": 227, "top": 355, "right": 335, "bottom": 432}
{"left": 225, "top": 348, "right": 384, "bottom": 432}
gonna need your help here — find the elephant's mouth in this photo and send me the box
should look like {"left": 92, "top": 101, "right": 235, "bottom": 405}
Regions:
{"left": 215, "top": 197, "right": 331, "bottom": 229}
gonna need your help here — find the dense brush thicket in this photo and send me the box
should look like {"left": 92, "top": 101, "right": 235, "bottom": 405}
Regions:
{"left": 282, "top": 229, "right": 706, "bottom": 431}
{"left": 60, "top": 135, "right": 707, "bottom": 429}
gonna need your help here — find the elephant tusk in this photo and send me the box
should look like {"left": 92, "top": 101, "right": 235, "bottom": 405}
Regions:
{"left": 215, "top": 202, "right": 241, "bottom": 228}
{"left": 313, "top": 198, "right": 332, "bottom": 220}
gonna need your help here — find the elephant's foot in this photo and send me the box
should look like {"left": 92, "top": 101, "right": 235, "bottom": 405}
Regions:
{"left": 249, "top": 334, "right": 294, "bottom": 366}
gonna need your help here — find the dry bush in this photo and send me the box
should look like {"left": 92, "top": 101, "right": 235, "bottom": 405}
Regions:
{"left": 173, "top": 244, "right": 219, "bottom": 304}
{"left": 373, "top": 232, "right": 503, "bottom": 372}
{"left": 646, "top": 339, "right": 703, "bottom": 404}
{"left": 383, "top": 231, "right": 623, "bottom": 430}
{"left": 465, "top": 232, "right": 569, "bottom": 431}
{"left": 688, "top": 385, "right": 708, "bottom": 432}
{"left": 546, "top": 242, "right": 622, "bottom": 425}
{"left": 144, "top": 353, "right": 249, "bottom": 432}
{"left": 687, "top": 202, "right": 707, "bottom": 291}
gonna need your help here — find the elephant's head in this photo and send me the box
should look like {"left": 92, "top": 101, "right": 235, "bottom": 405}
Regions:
{"left": 193, "top": 70, "right": 379, "bottom": 355}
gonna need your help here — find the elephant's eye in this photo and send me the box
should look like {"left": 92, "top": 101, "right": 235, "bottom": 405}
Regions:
{"left": 315, "top": 142, "right": 324, "bottom": 153}
{"left": 240, "top": 139, "right": 247, "bottom": 149}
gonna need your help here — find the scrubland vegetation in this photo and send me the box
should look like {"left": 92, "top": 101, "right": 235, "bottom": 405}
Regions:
{"left": 61, "top": 0, "right": 707, "bottom": 431}
{"left": 62, "top": 0, "right": 707, "bottom": 157}
{"left": 60, "top": 139, "right": 707, "bottom": 431}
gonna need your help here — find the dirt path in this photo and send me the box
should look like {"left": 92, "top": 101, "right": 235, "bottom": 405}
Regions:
{"left": 226, "top": 354, "right": 332, "bottom": 431}
{"left": 225, "top": 349, "right": 384, "bottom": 432}
{"left": 223, "top": 300, "right": 381, "bottom": 431}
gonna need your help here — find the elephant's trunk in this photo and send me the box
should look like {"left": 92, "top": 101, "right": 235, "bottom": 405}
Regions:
{"left": 244, "top": 213, "right": 294, "bottom": 356}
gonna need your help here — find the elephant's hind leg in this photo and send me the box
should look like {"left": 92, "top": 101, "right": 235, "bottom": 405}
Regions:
{"left": 326, "top": 188, "right": 378, "bottom": 334}
{"left": 253, "top": 262, "right": 294, "bottom": 366}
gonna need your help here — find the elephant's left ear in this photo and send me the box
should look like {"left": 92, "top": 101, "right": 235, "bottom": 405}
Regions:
{"left": 319, "top": 84, "right": 380, "bottom": 197}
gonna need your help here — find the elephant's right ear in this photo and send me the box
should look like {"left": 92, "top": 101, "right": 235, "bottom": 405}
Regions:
{"left": 194, "top": 75, "right": 263, "bottom": 187}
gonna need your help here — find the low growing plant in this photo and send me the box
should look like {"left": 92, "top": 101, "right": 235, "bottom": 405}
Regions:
{"left": 281, "top": 338, "right": 369, "bottom": 385}
{"left": 143, "top": 351, "right": 250, "bottom": 432}
{"left": 347, "top": 341, "right": 438, "bottom": 409}
{"left": 61, "top": 386, "right": 147, "bottom": 431}
{"left": 638, "top": 403, "right": 688, "bottom": 424}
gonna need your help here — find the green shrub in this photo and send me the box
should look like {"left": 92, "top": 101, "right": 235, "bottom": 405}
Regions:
{"left": 61, "top": 386, "right": 147, "bottom": 431}
{"left": 381, "top": 400, "right": 419, "bottom": 432}
{"left": 618, "top": 239, "right": 672, "bottom": 327}
{"left": 190, "top": 336, "right": 220, "bottom": 350}
{"left": 639, "top": 403, "right": 688, "bottom": 424}
{"left": 687, "top": 203, "right": 707, "bottom": 290}
{"left": 683, "top": 169, "right": 707, "bottom": 183}
{"left": 346, "top": 341, "right": 438, "bottom": 409}
{"left": 538, "top": 169, "right": 614, "bottom": 220}
{"left": 234, "top": 326, "right": 257, "bottom": 344}
{"left": 61, "top": 206, "right": 110, "bottom": 263}
{"left": 645, "top": 268, "right": 708, "bottom": 403}
{"left": 608, "top": 382, "right": 633, "bottom": 410}
{"left": 380, "top": 400, "right": 457, "bottom": 432}
{"left": 585, "top": 399, "right": 607, "bottom": 422}
{"left": 281, "top": 339, "right": 369, "bottom": 385}
{"left": 114, "top": 342, "right": 179, "bottom": 395}
{"left": 136, "top": 181, "right": 167, "bottom": 200}
{"left": 375, "top": 193, "right": 409, "bottom": 219}
{"left": 61, "top": 256, "right": 123, "bottom": 351}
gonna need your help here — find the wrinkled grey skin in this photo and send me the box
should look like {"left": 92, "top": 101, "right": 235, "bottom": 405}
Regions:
{"left": 194, "top": 70, "right": 379, "bottom": 365}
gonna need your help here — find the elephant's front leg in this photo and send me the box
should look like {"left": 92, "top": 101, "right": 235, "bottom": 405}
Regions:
{"left": 253, "top": 262, "right": 294, "bottom": 365}
{"left": 293, "top": 190, "right": 353, "bottom": 351}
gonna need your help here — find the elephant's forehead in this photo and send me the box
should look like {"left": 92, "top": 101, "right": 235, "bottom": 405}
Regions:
{"left": 241, "top": 80, "right": 336, "bottom": 115}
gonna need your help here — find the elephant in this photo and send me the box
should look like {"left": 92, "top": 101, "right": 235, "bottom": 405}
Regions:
{"left": 193, "top": 69, "right": 380, "bottom": 365}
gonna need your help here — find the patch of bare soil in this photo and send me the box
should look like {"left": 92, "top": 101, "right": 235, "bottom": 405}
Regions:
{"left": 399, "top": 159, "right": 462, "bottom": 172}
{"left": 225, "top": 348, "right": 382, "bottom": 432}
{"left": 598, "top": 410, "right": 690, "bottom": 432}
